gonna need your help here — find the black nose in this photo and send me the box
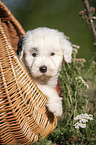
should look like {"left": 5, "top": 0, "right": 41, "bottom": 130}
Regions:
{"left": 39, "top": 66, "right": 47, "bottom": 73}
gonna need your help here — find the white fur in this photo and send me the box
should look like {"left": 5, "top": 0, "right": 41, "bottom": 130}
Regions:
{"left": 18, "top": 27, "right": 73, "bottom": 116}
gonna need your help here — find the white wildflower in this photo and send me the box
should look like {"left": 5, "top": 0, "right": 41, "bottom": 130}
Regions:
{"left": 72, "top": 44, "right": 80, "bottom": 49}
{"left": 74, "top": 114, "right": 82, "bottom": 120}
{"left": 81, "top": 118, "right": 88, "bottom": 123}
{"left": 73, "top": 48, "right": 78, "bottom": 54}
{"left": 93, "top": 16, "right": 96, "bottom": 20}
{"left": 83, "top": 113, "right": 93, "bottom": 120}
{"left": 74, "top": 113, "right": 93, "bottom": 129}
{"left": 75, "top": 76, "right": 89, "bottom": 89}
{"left": 79, "top": 123, "right": 86, "bottom": 128}
{"left": 74, "top": 122, "right": 80, "bottom": 129}
{"left": 74, "top": 121, "right": 86, "bottom": 129}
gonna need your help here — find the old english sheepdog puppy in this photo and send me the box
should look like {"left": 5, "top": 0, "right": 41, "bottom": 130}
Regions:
{"left": 17, "top": 27, "right": 73, "bottom": 116}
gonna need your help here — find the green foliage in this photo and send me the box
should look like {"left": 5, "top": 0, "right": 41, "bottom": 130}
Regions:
{"left": 34, "top": 45, "right": 96, "bottom": 145}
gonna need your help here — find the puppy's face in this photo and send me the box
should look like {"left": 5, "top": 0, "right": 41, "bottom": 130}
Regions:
{"left": 18, "top": 27, "right": 73, "bottom": 81}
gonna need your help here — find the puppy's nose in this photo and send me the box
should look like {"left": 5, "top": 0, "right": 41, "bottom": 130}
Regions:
{"left": 39, "top": 66, "right": 47, "bottom": 73}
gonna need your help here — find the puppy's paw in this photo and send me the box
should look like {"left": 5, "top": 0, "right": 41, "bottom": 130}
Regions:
{"left": 47, "top": 97, "right": 63, "bottom": 116}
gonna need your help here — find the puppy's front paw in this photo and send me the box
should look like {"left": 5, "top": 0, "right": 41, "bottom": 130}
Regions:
{"left": 47, "top": 97, "right": 63, "bottom": 116}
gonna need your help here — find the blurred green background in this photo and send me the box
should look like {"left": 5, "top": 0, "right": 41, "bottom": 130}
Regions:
{"left": 2, "top": 0, "right": 96, "bottom": 66}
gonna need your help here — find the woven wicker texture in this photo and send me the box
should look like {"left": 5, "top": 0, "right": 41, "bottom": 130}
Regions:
{"left": 0, "top": 1, "right": 57, "bottom": 144}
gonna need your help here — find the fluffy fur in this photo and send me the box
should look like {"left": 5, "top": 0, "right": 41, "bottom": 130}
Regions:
{"left": 17, "top": 27, "right": 73, "bottom": 116}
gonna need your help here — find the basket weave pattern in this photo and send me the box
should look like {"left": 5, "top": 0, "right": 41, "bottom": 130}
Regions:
{"left": 0, "top": 1, "right": 57, "bottom": 144}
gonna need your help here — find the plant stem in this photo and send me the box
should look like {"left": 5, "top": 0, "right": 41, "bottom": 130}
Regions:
{"left": 83, "top": 0, "right": 96, "bottom": 46}
{"left": 84, "top": 66, "right": 92, "bottom": 77}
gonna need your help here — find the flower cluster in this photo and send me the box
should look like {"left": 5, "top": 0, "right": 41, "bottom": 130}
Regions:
{"left": 74, "top": 113, "right": 93, "bottom": 129}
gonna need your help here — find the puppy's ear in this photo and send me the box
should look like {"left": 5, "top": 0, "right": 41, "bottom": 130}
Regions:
{"left": 60, "top": 32, "right": 73, "bottom": 63}
{"left": 17, "top": 36, "right": 24, "bottom": 60}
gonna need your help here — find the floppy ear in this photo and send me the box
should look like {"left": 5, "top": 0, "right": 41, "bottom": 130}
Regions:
{"left": 17, "top": 36, "right": 24, "bottom": 60}
{"left": 59, "top": 32, "right": 73, "bottom": 63}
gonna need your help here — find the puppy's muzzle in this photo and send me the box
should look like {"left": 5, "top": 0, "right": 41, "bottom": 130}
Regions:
{"left": 39, "top": 65, "right": 47, "bottom": 73}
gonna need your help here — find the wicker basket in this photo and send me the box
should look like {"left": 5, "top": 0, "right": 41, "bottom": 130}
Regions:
{"left": 0, "top": 1, "right": 57, "bottom": 144}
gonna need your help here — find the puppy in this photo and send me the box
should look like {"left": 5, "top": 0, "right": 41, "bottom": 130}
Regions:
{"left": 17, "top": 27, "right": 73, "bottom": 116}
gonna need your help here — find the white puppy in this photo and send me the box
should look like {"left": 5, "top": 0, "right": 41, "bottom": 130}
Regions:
{"left": 17, "top": 27, "right": 73, "bottom": 116}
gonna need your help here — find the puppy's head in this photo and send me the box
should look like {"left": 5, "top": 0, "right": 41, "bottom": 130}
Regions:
{"left": 17, "top": 27, "right": 73, "bottom": 81}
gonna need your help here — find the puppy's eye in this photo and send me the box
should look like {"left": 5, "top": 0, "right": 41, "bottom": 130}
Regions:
{"left": 32, "top": 53, "right": 37, "bottom": 57}
{"left": 50, "top": 52, "right": 55, "bottom": 56}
